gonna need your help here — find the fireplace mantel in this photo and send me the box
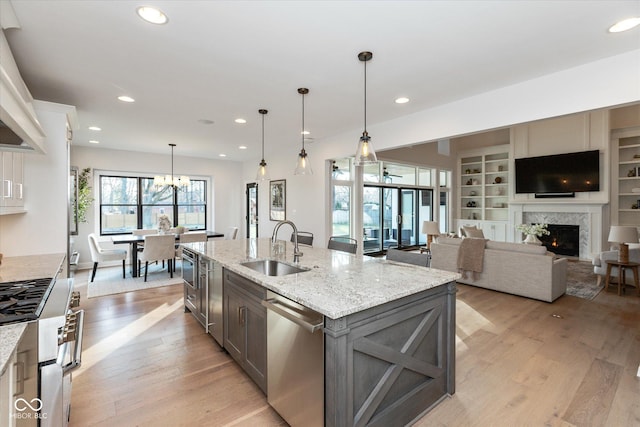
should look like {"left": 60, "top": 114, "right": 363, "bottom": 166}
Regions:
{"left": 510, "top": 202, "right": 604, "bottom": 260}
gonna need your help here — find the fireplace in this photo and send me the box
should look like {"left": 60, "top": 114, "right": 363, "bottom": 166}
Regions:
{"left": 538, "top": 224, "right": 580, "bottom": 257}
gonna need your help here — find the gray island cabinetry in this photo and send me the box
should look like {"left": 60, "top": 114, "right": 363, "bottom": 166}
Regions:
{"left": 223, "top": 268, "right": 267, "bottom": 394}
{"left": 182, "top": 238, "right": 459, "bottom": 427}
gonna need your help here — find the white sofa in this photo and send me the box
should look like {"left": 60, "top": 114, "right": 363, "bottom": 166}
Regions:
{"left": 592, "top": 248, "right": 640, "bottom": 286}
{"left": 430, "top": 237, "right": 568, "bottom": 302}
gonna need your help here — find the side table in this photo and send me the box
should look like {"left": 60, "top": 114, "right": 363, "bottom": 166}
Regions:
{"left": 604, "top": 260, "right": 640, "bottom": 296}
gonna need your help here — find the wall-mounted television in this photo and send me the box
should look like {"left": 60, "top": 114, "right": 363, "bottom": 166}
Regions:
{"left": 515, "top": 150, "right": 600, "bottom": 195}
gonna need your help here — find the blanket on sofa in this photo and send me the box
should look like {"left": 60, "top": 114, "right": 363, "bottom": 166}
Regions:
{"left": 457, "top": 237, "right": 487, "bottom": 280}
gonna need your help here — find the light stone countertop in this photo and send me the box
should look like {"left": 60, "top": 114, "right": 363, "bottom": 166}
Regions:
{"left": 0, "top": 323, "right": 26, "bottom": 375}
{"left": 0, "top": 253, "right": 66, "bottom": 375}
{"left": 184, "top": 238, "right": 460, "bottom": 319}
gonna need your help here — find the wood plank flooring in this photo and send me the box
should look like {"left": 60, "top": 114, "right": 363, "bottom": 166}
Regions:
{"left": 69, "top": 267, "right": 640, "bottom": 426}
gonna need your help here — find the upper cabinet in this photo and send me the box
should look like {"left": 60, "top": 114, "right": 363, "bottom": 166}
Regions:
{"left": 0, "top": 150, "right": 24, "bottom": 214}
{"left": 458, "top": 145, "right": 510, "bottom": 223}
{"left": 612, "top": 128, "right": 640, "bottom": 227}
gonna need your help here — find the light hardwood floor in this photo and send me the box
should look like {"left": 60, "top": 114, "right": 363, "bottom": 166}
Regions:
{"left": 69, "top": 267, "right": 640, "bottom": 427}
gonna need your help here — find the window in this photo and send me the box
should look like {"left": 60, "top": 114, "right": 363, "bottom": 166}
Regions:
{"left": 99, "top": 174, "right": 207, "bottom": 235}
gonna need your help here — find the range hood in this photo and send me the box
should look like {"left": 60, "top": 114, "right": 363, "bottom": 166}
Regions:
{"left": 0, "top": 7, "right": 46, "bottom": 153}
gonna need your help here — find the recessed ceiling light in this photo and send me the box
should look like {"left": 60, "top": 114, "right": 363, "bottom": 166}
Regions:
{"left": 117, "top": 95, "right": 135, "bottom": 103}
{"left": 235, "top": 118, "right": 247, "bottom": 124}
{"left": 238, "top": 145, "right": 247, "bottom": 150}
{"left": 609, "top": 17, "right": 640, "bottom": 33}
{"left": 395, "top": 97, "right": 410, "bottom": 104}
{"left": 88, "top": 126, "right": 101, "bottom": 131}
{"left": 136, "top": 6, "right": 168, "bottom": 25}
{"left": 301, "top": 130, "right": 310, "bottom": 135}
{"left": 219, "top": 154, "right": 226, "bottom": 157}
{"left": 89, "top": 140, "right": 100, "bottom": 144}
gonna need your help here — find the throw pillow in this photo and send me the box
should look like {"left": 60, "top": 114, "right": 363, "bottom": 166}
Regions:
{"left": 462, "top": 226, "right": 485, "bottom": 239}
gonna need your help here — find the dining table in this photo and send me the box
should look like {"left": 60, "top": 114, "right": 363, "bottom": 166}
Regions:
{"left": 111, "top": 230, "right": 224, "bottom": 277}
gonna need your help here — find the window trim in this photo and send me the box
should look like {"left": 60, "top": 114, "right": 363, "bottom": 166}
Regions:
{"left": 96, "top": 170, "right": 210, "bottom": 235}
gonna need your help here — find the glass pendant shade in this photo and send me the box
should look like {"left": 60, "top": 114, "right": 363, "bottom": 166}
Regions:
{"left": 256, "top": 159, "right": 270, "bottom": 181}
{"left": 355, "top": 131, "right": 377, "bottom": 165}
{"left": 294, "top": 88, "right": 312, "bottom": 175}
{"left": 294, "top": 148, "right": 313, "bottom": 175}
{"left": 256, "top": 109, "right": 270, "bottom": 181}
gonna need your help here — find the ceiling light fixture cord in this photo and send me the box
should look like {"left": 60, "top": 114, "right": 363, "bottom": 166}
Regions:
{"left": 363, "top": 56, "right": 367, "bottom": 133}
{"left": 301, "top": 90, "right": 305, "bottom": 151}
{"left": 261, "top": 110, "right": 265, "bottom": 160}
{"left": 170, "top": 143, "right": 175, "bottom": 183}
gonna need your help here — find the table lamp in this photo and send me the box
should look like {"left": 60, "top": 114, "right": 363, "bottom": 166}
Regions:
{"left": 422, "top": 221, "right": 440, "bottom": 250}
{"left": 608, "top": 225, "right": 639, "bottom": 263}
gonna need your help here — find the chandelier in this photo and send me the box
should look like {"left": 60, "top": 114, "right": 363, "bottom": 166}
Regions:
{"left": 154, "top": 143, "right": 190, "bottom": 188}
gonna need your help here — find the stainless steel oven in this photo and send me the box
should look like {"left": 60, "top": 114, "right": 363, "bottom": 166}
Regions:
{"left": 7, "top": 277, "right": 83, "bottom": 427}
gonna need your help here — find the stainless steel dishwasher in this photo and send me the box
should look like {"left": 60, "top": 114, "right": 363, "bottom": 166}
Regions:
{"left": 262, "top": 291, "right": 324, "bottom": 427}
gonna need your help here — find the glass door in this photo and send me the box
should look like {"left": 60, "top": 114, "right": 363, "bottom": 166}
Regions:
{"left": 246, "top": 183, "right": 258, "bottom": 238}
{"left": 364, "top": 185, "right": 433, "bottom": 254}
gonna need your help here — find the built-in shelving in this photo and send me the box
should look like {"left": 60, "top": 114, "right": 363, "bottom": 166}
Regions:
{"left": 613, "top": 131, "right": 640, "bottom": 227}
{"left": 458, "top": 146, "right": 509, "bottom": 222}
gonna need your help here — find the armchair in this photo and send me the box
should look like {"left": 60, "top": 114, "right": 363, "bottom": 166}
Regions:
{"left": 593, "top": 248, "right": 640, "bottom": 286}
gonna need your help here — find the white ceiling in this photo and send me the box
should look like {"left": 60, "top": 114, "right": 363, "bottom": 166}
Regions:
{"left": 3, "top": 0, "right": 640, "bottom": 162}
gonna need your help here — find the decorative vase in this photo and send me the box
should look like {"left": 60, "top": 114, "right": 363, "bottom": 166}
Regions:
{"left": 523, "top": 234, "right": 542, "bottom": 245}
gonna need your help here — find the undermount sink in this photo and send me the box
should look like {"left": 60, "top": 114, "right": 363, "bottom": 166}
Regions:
{"left": 240, "top": 259, "right": 309, "bottom": 276}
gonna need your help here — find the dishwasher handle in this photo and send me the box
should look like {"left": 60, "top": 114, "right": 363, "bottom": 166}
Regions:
{"left": 262, "top": 298, "right": 324, "bottom": 334}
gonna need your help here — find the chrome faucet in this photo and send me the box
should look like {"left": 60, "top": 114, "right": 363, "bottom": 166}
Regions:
{"left": 272, "top": 220, "right": 303, "bottom": 262}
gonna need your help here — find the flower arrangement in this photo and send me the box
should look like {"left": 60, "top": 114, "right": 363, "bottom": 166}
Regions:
{"left": 157, "top": 214, "right": 172, "bottom": 233}
{"left": 516, "top": 223, "right": 550, "bottom": 237}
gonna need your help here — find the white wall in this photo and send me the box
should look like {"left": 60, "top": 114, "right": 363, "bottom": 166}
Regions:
{"left": 0, "top": 101, "right": 73, "bottom": 257}
{"left": 71, "top": 146, "right": 243, "bottom": 269}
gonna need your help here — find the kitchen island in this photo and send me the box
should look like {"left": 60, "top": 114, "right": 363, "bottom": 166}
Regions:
{"left": 184, "top": 238, "right": 459, "bottom": 427}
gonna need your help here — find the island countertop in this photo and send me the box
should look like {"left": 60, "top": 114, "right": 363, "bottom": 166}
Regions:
{"left": 184, "top": 238, "right": 460, "bottom": 319}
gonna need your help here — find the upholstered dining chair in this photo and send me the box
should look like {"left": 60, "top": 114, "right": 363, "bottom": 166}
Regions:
{"left": 176, "top": 231, "right": 207, "bottom": 258}
{"left": 87, "top": 233, "right": 127, "bottom": 283}
{"left": 327, "top": 236, "right": 357, "bottom": 254}
{"left": 225, "top": 227, "right": 238, "bottom": 240}
{"left": 138, "top": 234, "right": 176, "bottom": 282}
{"left": 292, "top": 231, "right": 314, "bottom": 247}
{"left": 386, "top": 248, "right": 429, "bottom": 267}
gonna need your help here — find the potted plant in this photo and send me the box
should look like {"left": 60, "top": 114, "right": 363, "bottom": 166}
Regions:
{"left": 76, "top": 167, "right": 94, "bottom": 223}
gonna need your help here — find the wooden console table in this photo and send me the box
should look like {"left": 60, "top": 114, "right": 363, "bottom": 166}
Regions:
{"left": 604, "top": 260, "right": 640, "bottom": 296}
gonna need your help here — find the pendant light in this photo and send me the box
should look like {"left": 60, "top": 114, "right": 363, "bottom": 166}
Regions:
{"left": 294, "top": 88, "right": 313, "bottom": 175}
{"left": 255, "top": 109, "right": 270, "bottom": 181}
{"left": 354, "top": 51, "right": 378, "bottom": 165}
{"left": 154, "top": 143, "right": 190, "bottom": 188}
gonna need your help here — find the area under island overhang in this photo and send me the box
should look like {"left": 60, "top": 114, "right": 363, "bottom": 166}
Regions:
{"left": 183, "top": 238, "right": 460, "bottom": 427}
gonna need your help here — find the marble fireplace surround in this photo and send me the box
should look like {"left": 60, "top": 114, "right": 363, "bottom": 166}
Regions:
{"left": 511, "top": 203, "right": 604, "bottom": 260}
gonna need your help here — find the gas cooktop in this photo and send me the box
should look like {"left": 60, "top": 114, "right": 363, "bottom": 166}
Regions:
{"left": 0, "top": 278, "right": 54, "bottom": 325}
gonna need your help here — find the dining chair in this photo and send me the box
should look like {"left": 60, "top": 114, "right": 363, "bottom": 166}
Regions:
{"left": 87, "top": 233, "right": 127, "bottom": 283}
{"left": 138, "top": 234, "right": 176, "bottom": 282}
{"left": 327, "top": 236, "right": 357, "bottom": 254}
{"left": 386, "top": 248, "right": 429, "bottom": 267}
{"left": 291, "top": 231, "right": 314, "bottom": 247}
{"left": 225, "top": 227, "right": 238, "bottom": 240}
{"left": 176, "top": 231, "right": 207, "bottom": 259}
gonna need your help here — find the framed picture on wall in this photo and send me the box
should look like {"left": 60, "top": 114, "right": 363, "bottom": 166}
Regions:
{"left": 269, "top": 179, "right": 286, "bottom": 221}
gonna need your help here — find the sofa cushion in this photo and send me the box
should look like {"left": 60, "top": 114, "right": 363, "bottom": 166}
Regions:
{"left": 435, "top": 236, "right": 462, "bottom": 246}
{"left": 462, "top": 226, "right": 485, "bottom": 239}
{"left": 485, "top": 240, "right": 548, "bottom": 255}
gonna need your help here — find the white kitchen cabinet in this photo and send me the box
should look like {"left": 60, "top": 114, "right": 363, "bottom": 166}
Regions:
{"left": 0, "top": 349, "right": 17, "bottom": 427}
{"left": 0, "top": 151, "right": 25, "bottom": 212}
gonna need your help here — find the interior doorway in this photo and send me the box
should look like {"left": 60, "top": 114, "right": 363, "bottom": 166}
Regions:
{"left": 246, "top": 183, "right": 258, "bottom": 238}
